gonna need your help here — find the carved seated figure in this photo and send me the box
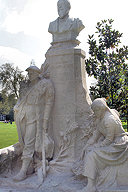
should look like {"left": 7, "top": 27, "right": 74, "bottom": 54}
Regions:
{"left": 77, "top": 98, "right": 128, "bottom": 192}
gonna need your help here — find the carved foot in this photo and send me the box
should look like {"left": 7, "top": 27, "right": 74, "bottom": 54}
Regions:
{"left": 13, "top": 171, "right": 27, "bottom": 182}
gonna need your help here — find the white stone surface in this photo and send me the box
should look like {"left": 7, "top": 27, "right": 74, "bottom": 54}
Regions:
{"left": 0, "top": 171, "right": 85, "bottom": 192}
{"left": 13, "top": 65, "right": 54, "bottom": 181}
{"left": 48, "top": 0, "right": 85, "bottom": 43}
{"left": 46, "top": 46, "right": 92, "bottom": 156}
{"left": 1, "top": 1, "right": 128, "bottom": 192}
{"left": 0, "top": 143, "right": 22, "bottom": 175}
{"left": 73, "top": 98, "right": 128, "bottom": 192}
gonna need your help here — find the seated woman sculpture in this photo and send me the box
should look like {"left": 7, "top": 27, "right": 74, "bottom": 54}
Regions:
{"left": 78, "top": 98, "right": 128, "bottom": 192}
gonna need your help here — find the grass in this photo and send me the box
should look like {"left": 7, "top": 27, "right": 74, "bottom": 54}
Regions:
{"left": 0, "top": 120, "right": 127, "bottom": 149}
{"left": 122, "top": 121, "right": 127, "bottom": 132}
{"left": 0, "top": 122, "right": 18, "bottom": 149}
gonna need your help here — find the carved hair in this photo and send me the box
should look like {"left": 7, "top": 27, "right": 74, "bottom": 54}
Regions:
{"left": 57, "top": 0, "right": 71, "bottom": 11}
{"left": 91, "top": 98, "right": 121, "bottom": 122}
{"left": 91, "top": 98, "right": 108, "bottom": 112}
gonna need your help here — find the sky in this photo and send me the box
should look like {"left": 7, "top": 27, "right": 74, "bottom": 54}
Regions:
{"left": 0, "top": 0, "right": 128, "bottom": 86}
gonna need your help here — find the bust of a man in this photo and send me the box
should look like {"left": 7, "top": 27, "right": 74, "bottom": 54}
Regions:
{"left": 48, "top": 0, "right": 85, "bottom": 43}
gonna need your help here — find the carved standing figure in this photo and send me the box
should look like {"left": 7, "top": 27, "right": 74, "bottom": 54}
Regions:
{"left": 13, "top": 65, "right": 54, "bottom": 181}
{"left": 78, "top": 98, "right": 128, "bottom": 192}
{"left": 48, "top": 0, "right": 85, "bottom": 42}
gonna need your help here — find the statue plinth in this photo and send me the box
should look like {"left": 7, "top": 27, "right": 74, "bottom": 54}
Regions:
{"left": 46, "top": 42, "right": 92, "bottom": 157}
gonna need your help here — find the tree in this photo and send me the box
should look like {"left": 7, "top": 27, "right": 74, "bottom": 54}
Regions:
{"left": 0, "top": 63, "right": 24, "bottom": 99}
{"left": 85, "top": 19, "right": 128, "bottom": 129}
{"left": 0, "top": 63, "right": 25, "bottom": 120}
{"left": 0, "top": 91, "right": 10, "bottom": 114}
{"left": 0, "top": 91, "right": 17, "bottom": 117}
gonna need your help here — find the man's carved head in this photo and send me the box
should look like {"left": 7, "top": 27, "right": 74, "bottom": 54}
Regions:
{"left": 26, "top": 66, "right": 41, "bottom": 81}
{"left": 57, "top": 0, "right": 71, "bottom": 19}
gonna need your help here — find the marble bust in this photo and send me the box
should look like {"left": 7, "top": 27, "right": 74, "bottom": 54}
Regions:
{"left": 48, "top": 0, "right": 85, "bottom": 43}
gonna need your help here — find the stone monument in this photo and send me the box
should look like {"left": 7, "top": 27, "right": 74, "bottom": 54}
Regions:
{"left": 46, "top": 0, "right": 92, "bottom": 158}
{"left": 0, "top": 0, "right": 128, "bottom": 192}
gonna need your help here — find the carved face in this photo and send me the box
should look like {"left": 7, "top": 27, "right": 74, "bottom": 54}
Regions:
{"left": 91, "top": 98, "right": 107, "bottom": 118}
{"left": 91, "top": 107, "right": 102, "bottom": 118}
{"left": 28, "top": 70, "right": 39, "bottom": 82}
{"left": 57, "top": 0, "right": 70, "bottom": 19}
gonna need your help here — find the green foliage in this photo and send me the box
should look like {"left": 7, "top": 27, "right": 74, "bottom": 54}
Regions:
{"left": 0, "top": 63, "right": 24, "bottom": 99}
{"left": 0, "top": 63, "right": 25, "bottom": 119}
{"left": 0, "top": 91, "right": 17, "bottom": 119}
{"left": 0, "top": 91, "right": 10, "bottom": 114}
{"left": 121, "top": 119, "right": 127, "bottom": 131}
{"left": 0, "top": 122, "right": 18, "bottom": 149}
{"left": 86, "top": 19, "right": 128, "bottom": 130}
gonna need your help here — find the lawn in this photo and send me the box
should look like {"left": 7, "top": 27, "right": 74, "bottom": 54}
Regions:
{"left": 0, "top": 122, "right": 18, "bottom": 149}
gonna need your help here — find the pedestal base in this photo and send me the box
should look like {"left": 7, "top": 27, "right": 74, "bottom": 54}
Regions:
{"left": 0, "top": 171, "right": 85, "bottom": 192}
{"left": 1, "top": 167, "right": 128, "bottom": 192}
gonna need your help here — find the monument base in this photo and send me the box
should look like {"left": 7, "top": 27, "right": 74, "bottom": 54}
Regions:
{"left": 0, "top": 171, "right": 85, "bottom": 192}
{"left": 0, "top": 172, "right": 128, "bottom": 192}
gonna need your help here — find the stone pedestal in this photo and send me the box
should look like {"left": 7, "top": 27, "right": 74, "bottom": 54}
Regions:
{"left": 46, "top": 42, "right": 92, "bottom": 156}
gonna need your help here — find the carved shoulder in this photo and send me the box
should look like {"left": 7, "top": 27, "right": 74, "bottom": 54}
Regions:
{"left": 104, "top": 113, "right": 116, "bottom": 130}
{"left": 73, "top": 18, "right": 85, "bottom": 33}
{"left": 38, "top": 79, "right": 54, "bottom": 98}
{"left": 48, "top": 18, "right": 58, "bottom": 34}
